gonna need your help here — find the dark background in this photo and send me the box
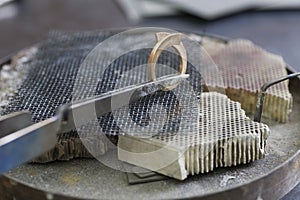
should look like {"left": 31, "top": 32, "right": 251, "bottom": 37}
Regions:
{"left": 0, "top": 0, "right": 299, "bottom": 199}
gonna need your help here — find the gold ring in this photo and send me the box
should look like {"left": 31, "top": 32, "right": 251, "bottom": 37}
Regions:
{"left": 148, "top": 32, "right": 187, "bottom": 91}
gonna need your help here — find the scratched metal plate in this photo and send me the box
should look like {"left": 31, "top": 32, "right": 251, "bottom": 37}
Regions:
{"left": 1, "top": 35, "right": 300, "bottom": 200}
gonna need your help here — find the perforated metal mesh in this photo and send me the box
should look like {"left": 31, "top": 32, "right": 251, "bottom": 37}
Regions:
{"left": 0, "top": 31, "right": 202, "bottom": 162}
{"left": 1, "top": 32, "right": 120, "bottom": 161}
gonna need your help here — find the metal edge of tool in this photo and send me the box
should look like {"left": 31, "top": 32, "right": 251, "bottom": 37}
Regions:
{"left": 0, "top": 30, "right": 299, "bottom": 200}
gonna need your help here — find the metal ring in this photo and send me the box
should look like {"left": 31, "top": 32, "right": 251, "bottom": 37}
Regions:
{"left": 148, "top": 32, "right": 187, "bottom": 91}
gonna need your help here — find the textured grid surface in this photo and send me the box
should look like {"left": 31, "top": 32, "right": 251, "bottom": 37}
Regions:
{"left": 204, "top": 39, "right": 292, "bottom": 122}
{"left": 189, "top": 92, "right": 269, "bottom": 175}
{"left": 0, "top": 32, "right": 274, "bottom": 170}
{"left": 119, "top": 92, "right": 270, "bottom": 180}
{"left": 1, "top": 31, "right": 117, "bottom": 161}
{"left": 1, "top": 31, "right": 202, "bottom": 162}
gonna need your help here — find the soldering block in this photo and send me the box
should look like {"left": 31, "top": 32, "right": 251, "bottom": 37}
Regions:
{"left": 202, "top": 39, "right": 293, "bottom": 122}
{"left": 118, "top": 92, "right": 270, "bottom": 180}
